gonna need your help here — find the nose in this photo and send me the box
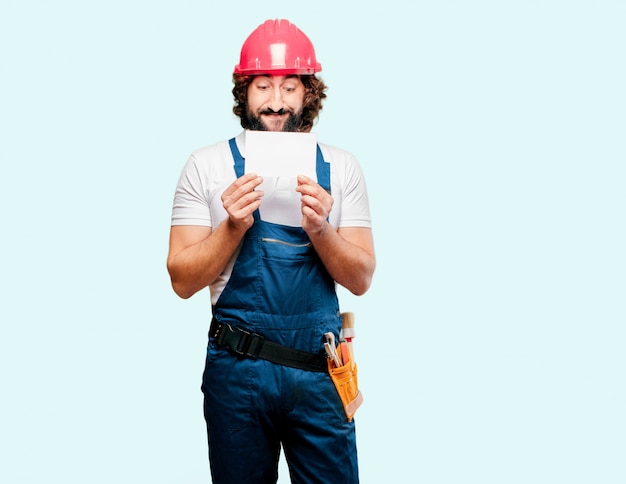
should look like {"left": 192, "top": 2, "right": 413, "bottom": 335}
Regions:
{"left": 267, "top": 86, "right": 284, "bottom": 112}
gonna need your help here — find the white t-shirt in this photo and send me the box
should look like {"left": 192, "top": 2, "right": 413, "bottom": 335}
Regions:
{"left": 171, "top": 131, "right": 372, "bottom": 303}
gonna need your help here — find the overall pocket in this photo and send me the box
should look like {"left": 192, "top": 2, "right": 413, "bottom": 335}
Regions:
{"left": 257, "top": 236, "right": 321, "bottom": 315}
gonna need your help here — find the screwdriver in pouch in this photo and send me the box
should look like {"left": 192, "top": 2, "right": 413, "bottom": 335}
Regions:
{"left": 324, "top": 332, "right": 342, "bottom": 366}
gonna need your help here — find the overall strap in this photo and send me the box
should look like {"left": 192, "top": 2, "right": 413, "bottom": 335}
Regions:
{"left": 315, "top": 145, "right": 331, "bottom": 193}
{"left": 229, "top": 138, "right": 245, "bottom": 178}
{"left": 228, "top": 137, "right": 260, "bottom": 221}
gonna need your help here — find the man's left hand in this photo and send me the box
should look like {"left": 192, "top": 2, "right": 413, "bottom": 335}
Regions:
{"left": 296, "top": 175, "right": 334, "bottom": 235}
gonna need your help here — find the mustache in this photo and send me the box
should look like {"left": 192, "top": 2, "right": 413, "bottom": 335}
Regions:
{"left": 259, "top": 108, "right": 292, "bottom": 116}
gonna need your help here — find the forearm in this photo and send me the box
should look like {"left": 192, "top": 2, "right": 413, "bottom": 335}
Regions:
{"left": 168, "top": 173, "right": 264, "bottom": 299}
{"left": 167, "top": 222, "right": 247, "bottom": 299}
{"left": 308, "top": 225, "right": 376, "bottom": 296}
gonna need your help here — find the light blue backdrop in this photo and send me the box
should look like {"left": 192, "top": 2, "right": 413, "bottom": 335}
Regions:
{"left": 1, "top": 1, "right": 624, "bottom": 483}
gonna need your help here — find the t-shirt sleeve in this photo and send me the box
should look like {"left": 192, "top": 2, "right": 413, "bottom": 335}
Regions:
{"left": 338, "top": 153, "right": 372, "bottom": 229}
{"left": 170, "top": 154, "right": 212, "bottom": 227}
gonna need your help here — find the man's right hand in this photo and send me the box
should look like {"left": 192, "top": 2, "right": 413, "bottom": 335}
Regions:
{"left": 221, "top": 173, "right": 264, "bottom": 230}
{"left": 167, "top": 173, "right": 264, "bottom": 299}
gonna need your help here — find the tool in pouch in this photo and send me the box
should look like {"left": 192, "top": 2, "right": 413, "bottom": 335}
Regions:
{"left": 324, "top": 312, "right": 364, "bottom": 422}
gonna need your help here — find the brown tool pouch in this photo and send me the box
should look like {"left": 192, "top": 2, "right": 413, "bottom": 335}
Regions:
{"left": 327, "top": 344, "right": 363, "bottom": 422}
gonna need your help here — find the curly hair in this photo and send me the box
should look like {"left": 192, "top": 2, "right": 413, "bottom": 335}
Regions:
{"left": 232, "top": 74, "right": 327, "bottom": 132}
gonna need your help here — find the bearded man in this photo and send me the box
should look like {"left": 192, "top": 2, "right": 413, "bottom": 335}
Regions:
{"left": 167, "top": 19, "right": 375, "bottom": 484}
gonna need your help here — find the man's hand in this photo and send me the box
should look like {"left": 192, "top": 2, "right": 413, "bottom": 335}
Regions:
{"left": 222, "top": 173, "right": 264, "bottom": 230}
{"left": 296, "top": 174, "right": 334, "bottom": 235}
{"left": 167, "top": 173, "right": 264, "bottom": 299}
{"left": 295, "top": 174, "right": 375, "bottom": 295}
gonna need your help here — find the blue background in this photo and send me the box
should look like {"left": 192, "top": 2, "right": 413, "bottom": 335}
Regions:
{"left": 1, "top": 1, "right": 624, "bottom": 482}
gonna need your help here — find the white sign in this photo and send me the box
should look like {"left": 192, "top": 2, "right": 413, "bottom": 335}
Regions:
{"left": 244, "top": 130, "right": 318, "bottom": 226}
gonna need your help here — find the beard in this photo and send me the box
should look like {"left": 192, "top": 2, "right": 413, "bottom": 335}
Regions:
{"left": 244, "top": 107, "right": 303, "bottom": 132}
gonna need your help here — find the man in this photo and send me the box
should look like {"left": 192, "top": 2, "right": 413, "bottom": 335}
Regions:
{"left": 167, "top": 19, "right": 375, "bottom": 483}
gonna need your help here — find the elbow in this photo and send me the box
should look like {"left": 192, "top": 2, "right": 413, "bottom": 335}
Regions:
{"left": 171, "top": 280, "right": 194, "bottom": 300}
{"left": 169, "top": 271, "right": 202, "bottom": 299}
{"left": 347, "top": 261, "right": 376, "bottom": 296}
{"left": 167, "top": 261, "right": 196, "bottom": 300}
{"left": 349, "top": 276, "right": 372, "bottom": 296}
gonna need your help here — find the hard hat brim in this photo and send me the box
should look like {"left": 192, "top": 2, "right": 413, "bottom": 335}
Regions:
{"left": 233, "top": 64, "right": 322, "bottom": 76}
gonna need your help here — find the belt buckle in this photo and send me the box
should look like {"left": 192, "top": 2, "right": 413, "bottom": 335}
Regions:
{"left": 234, "top": 329, "right": 264, "bottom": 359}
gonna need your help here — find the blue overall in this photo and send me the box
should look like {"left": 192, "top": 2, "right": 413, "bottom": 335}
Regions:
{"left": 201, "top": 138, "right": 359, "bottom": 483}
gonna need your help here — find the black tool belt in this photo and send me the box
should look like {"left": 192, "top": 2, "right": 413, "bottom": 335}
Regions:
{"left": 209, "top": 318, "right": 328, "bottom": 373}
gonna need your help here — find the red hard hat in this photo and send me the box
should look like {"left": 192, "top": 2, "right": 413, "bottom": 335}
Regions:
{"left": 234, "top": 19, "right": 322, "bottom": 75}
